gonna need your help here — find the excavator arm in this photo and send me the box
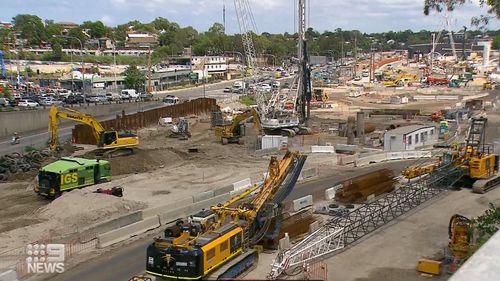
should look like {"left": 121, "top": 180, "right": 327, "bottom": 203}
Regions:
{"left": 49, "top": 105, "right": 106, "bottom": 150}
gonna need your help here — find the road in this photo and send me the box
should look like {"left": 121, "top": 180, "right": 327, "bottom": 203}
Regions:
{"left": 43, "top": 159, "right": 417, "bottom": 281}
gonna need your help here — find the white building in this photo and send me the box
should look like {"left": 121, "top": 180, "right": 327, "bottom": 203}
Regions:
{"left": 191, "top": 56, "right": 227, "bottom": 78}
{"left": 384, "top": 125, "right": 437, "bottom": 151}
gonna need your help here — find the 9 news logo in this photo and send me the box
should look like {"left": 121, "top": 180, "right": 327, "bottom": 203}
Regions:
{"left": 26, "top": 244, "right": 65, "bottom": 274}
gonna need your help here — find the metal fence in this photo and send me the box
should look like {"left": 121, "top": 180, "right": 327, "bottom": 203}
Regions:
{"left": 0, "top": 230, "right": 98, "bottom": 278}
{"left": 72, "top": 98, "right": 218, "bottom": 144}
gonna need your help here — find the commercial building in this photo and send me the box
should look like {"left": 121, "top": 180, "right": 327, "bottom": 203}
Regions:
{"left": 191, "top": 56, "right": 228, "bottom": 79}
{"left": 384, "top": 125, "right": 437, "bottom": 151}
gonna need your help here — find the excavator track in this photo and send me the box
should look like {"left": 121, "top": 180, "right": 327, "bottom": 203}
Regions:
{"left": 472, "top": 173, "right": 500, "bottom": 194}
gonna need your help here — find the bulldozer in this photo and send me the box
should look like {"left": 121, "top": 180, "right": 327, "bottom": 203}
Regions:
{"left": 214, "top": 108, "right": 261, "bottom": 145}
{"left": 313, "top": 88, "right": 329, "bottom": 102}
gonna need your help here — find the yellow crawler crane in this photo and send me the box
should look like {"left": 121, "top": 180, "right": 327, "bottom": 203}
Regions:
{"left": 48, "top": 105, "right": 138, "bottom": 157}
{"left": 402, "top": 117, "right": 499, "bottom": 193}
{"left": 146, "top": 151, "right": 306, "bottom": 280}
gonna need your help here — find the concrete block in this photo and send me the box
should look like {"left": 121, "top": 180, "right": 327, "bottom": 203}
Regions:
{"left": 158, "top": 206, "right": 190, "bottom": 225}
{"left": 386, "top": 152, "right": 403, "bottom": 160}
{"left": 309, "top": 221, "right": 319, "bottom": 234}
{"left": 232, "top": 178, "right": 251, "bottom": 191}
{"left": 301, "top": 167, "right": 318, "bottom": 179}
{"left": 311, "top": 145, "right": 335, "bottom": 153}
{"left": 213, "top": 185, "right": 233, "bottom": 196}
{"left": 292, "top": 195, "right": 313, "bottom": 212}
{"left": 325, "top": 184, "right": 342, "bottom": 200}
{"left": 0, "top": 270, "right": 18, "bottom": 281}
{"left": 141, "top": 197, "right": 194, "bottom": 219}
{"left": 80, "top": 211, "right": 142, "bottom": 242}
{"left": 279, "top": 233, "right": 290, "bottom": 250}
{"left": 230, "top": 188, "right": 246, "bottom": 197}
{"left": 97, "top": 215, "right": 161, "bottom": 248}
{"left": 192, "top": 190, "right": 215, "bottom": 203}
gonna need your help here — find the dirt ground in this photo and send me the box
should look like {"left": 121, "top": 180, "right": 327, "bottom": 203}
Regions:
{"left": 0, "top": 114, "right": 272, "bottom": 253}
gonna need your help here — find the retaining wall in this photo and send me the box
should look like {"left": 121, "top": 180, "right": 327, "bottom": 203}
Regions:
{"left": 0, "top": 101, "right": 160, "bottom": 138}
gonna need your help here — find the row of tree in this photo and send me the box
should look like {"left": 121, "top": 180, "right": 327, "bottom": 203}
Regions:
{"left": 1, "top": 0, "right": 500, "bottom": 63}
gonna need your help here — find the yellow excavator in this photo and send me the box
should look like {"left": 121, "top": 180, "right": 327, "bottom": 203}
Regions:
{"left": 402, "top": 117, "right": 499, "bottom": 193}
{"left": 214, "top": 108, "right": 261, "bottom": 145}
{"left": 146, "top": 151, "right": 307, "bottom": 280}
{"left": 48, "top": 105, "right": 139, "bottom": 157}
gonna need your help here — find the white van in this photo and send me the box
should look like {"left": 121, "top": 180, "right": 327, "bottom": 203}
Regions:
{"left": 121, "top": 89, "right": 138, "bottom": 100}
{"left": 163, "top": 95, "right": 180, "bottom": 105}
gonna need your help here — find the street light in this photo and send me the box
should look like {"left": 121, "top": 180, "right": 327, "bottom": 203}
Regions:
{"left": 53, "top": 35, "right": 85, "bottom": 95}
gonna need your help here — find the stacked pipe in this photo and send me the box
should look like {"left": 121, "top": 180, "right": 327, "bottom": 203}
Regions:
{"left": 335, "top": 169, "right": 396, "bottom": 204}
{"left": 0, "top": 149, "right": 51, "bottom": 181}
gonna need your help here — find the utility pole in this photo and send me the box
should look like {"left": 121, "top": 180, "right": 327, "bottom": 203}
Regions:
{"left": 353, "top": 35, "right": 358, "bottom": 77}
{"left": 223, "top": 0, "right": 226, "bottom": 34}
{"left": 147, "top": 45, "right": 152, "bottom": 93}
{"left": 462, "top": 26, "right": 467, "bottom": 61}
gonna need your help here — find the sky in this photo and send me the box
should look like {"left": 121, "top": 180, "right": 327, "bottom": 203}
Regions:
{"left": 0, "top": 0, "right": 499, "bottom": 33}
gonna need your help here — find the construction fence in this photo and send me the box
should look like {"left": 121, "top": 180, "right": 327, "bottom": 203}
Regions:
{"left": 72, "top": 98, "right": 218, "bottom": 145}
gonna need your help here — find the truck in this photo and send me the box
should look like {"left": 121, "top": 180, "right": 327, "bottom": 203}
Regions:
{"left": 35, "top": 157, "right": 111, "bottom": 198}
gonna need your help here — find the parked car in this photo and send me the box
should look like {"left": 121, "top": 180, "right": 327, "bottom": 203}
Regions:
{"left": 64, "top": 94, "right": 85, "bottom": 104}
{"left": 0, "top": 98, "right": 12, "bottom": 107}
{"left": 223, "top": 87, "right": 232, "bottom": 93}
{"left": 138, "top": 92, "right": 153, "bottom": 101}
{"left": 106, "top": 92, "right": 121, "bottom": 101}
{"left": 18, "top": 99, "right": 39, "bottom": 107}
{"left": 39, "top": 97, "right": 63, "bottom": 106}
{"left": 87, "top": 95, "right": 107, "bottom": 103}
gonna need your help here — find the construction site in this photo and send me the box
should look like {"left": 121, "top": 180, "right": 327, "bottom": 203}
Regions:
{"left": 1, "top": 1, "right": 500, "bottom": 281}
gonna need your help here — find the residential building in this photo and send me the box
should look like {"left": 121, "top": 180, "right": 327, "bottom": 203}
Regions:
{"left": 125, "top": 33, "right": 158, "bottom": 48}
{"left": 0, "top": 21, "right": 13, "bottom": 29}
{"left": 57, "top": 21, "right": 79, "bottom": 35}
{"left": 383, "top": 125, "right": 437, "bottom": 151}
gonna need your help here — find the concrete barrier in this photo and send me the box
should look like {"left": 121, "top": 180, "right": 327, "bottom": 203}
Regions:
{"left": 356, "top": 153, "right": 387, "bottom": 166}
{"left": 292, "top": 195, "right": 313, "bottom": 212}
{"left": 386, "top": 152, "right": 403, "bottom": 160}
{"left": 0, "top": 270, "right": 18, "bottom": 281}
{"left": 188, "top": 193, "right": 231, "bottom": 214}
{"left": 97, "top": 215, "right": 161, "bottom": 248}
{"left": 80, "top": 211, "right": 142, "bottom": 242}
{"left": 141, "top": 197, "right": 194, "bottom": 219}
{"left": 311, "top": 145, "right": 335, "bottom": 153}
{"left": 214, "top": 185, "right": 233, "bottom": 196}
{"left": 337, "top": 154, "right": 357, "bottom": 165}
{"left": 301, "top": 168, "right": 318, "bottom": 179}
{"left": 232, "top": 178, "right": 251, "bottom": 191}
{"left": 192, "top": 191, "right": 215, "bottom": 203}
{"left": 158, "top": 206, "right": 191, "bottom": 225}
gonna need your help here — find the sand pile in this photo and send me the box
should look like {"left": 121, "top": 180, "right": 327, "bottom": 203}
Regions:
{"left": 37, "top": 189, "right": 146, "bottom": 228}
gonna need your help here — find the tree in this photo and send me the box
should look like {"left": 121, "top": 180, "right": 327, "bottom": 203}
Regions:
{"left": 83, "top": 21, "right": 107, "bottom": 38}
{"left": 51, "top": 42, "right": 63, "bottom": 61}
{"left": 124, "top": 64, "right": 146, "bottom": 91}
{"left": 12, "top": 14, "right": 45, "bottom": 46}
{"left": 492, "top": 35, "right": 500, "bottom": 50}
{"left": 423, "top": 0, "right": 500, "bottom": 27}
{"left": 67, "top": 28, "right": 88, "bottom": 47}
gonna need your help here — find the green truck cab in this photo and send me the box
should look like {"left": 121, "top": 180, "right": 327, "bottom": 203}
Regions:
{"left": 35, "top": 157, "right": 111, "bottom": 198}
